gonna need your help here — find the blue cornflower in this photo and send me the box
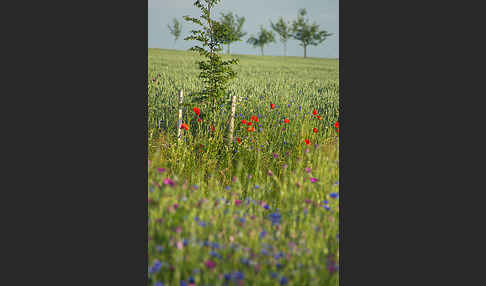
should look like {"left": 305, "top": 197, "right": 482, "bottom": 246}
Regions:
{"left": 259, "top": 230, "right": 267, "bottom": 238}
{"left": 232, "top": 271, "right": 244, "bottom": 280}
{"left": 180, "top": 281, "right": 187, "bottom": 286}
{"left": 154, "top": 282, "right": 163, "bottom": 286}
{"left": 240, "top": 257, "right": 250, "bottom": 265}
{"left": 276, "top": 263, "right": 283, "bottom": 269}
{"left": 150, "top": 186, "right": 154, "bottom": 193}
{"left": 264, "top": 204, "right": 270, "bottom": 210}
{"left": 322, "top": 200, "right": 329, "bottom": 205}
{"left": 268, "top": 212, "right": 281, "bottom": 225}
{"left": 254, "top": 185, "right": 260, "bottom": 189}
{"left": 274, "top": 252, "right": 284, "bottom": 259}
{"left": 330, "top": 192, "right": 339, "bottom": 199}
{"left": 149, "top": 260, "right": 162, "bottom": 274}
{"left": 261, "top": 249, "right": 268, "bottom": 255}
{"left": 224, "top": 274, "right": 231, "bottom": 281}
{"left": 299, "top": 106, "right": 302, "bottom": 111}
{"left": 155, "top": 245, "right": 164, "bottom": 252}
{"left": 323, "top": 205, "right": 331, "bottom": 211}
{"left": 189, "top": 277, "right": 195, "bottom": 283}
{"left": 270, "top": 272, "right": 278, "bottom": 279}
{"left": 280, "top": 276, "right": 288, "bottom": 285}
{"left": 195, "top": 216, "right": 199, "bottom": 222}
{"left": 203, "top": 240, "right": 210, "bottom": 247}
{"left": 211, "top": 242, "right": 220, "bottom": 249}
{"left": 225, "top": 186, "right": 231, "bottom": 190}
{"left": 198, "top": 221, "right": 206, "bottom": 227}
{"left": 183, "top": 239, "right": 188, "bottom": 246}
{"left": 210, "top": 251, "right": 222, "bottom": 259}
{"left": 239, "top": 217, "right": 246, "bottom": 224}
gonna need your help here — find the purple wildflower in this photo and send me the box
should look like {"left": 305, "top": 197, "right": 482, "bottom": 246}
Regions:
{"left": 205, "top": 260, "right": 217, "bottom": 269}
{"left": 163, "top": 178, "right": 175, "bottom": 186}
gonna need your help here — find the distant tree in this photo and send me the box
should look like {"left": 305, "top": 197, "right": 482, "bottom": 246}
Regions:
{"left": 291, "top": 9, "right": 332, "bottom": 58}
{"left": 167, "top": 18, "right": 182, "bottom": 48}
{"left": 219, "top": 12, "right": 246, "bottom": 55}
{"left": 246, "top": 26, "right": 275, "bottom": 56}
{"left": 270, "top": 17, "right": 292, "bottom": 56}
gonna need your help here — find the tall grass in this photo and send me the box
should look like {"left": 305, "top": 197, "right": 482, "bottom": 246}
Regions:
{"left": 148, "top": 49, "right": 339, "bottom": 286}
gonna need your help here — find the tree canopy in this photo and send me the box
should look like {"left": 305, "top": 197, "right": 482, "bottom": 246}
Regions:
{"left": 219, "top": 12, "right": 246, "bottom": 55}
{"left": 291, "top": 9, "right": 332, "bottom": 58}
{"left": 246, "top": 26, "right": 275, "bottom": 56}
{"left": 270, "top": 17, "right": 292, "bottom": 56}
{"left": 167, "top": 18, "right": 182, "bottom": 47}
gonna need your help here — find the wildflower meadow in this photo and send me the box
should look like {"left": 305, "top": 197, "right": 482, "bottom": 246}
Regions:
{"left": 148, "top": 48, "right": 339, "bottom": 286}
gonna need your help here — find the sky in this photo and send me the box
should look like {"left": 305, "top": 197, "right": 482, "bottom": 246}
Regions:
{"left": 148, "top": 0, "right": 339, "bottom": 59}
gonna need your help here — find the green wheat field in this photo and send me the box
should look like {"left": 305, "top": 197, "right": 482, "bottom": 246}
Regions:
{"left": 148, "top": 48, "right": 339, "bottom": 286}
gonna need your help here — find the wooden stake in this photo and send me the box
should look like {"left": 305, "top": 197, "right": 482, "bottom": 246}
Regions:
{"left": 177, "top": 89, "right": 184, "bottom": 141}
{"left": 227, "top": 94, "right": 237, "bottom": 145}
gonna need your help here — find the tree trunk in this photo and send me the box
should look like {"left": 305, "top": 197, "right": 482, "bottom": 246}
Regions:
{"left": 284, "top": 42, "right": 287, "bottom": 57}
{"left": 227, "top": 43, "right": 230, "bottom": 55}
{"left": 261, "top": 46, "right": 264, "bottom": 56}
{"left": 304, "top": 45, "right": 307, "bottom": 58}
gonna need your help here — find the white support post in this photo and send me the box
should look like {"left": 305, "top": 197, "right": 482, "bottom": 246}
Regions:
{"left": 177, "top": 89, "right": 184, "bottom": 142}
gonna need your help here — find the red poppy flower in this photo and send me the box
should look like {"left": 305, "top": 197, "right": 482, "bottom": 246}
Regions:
{"left": 210, "top": 125, "right": 215, "bottom": 132}
{"left": 316, "top": 115, "right": 322, "bottom": 120}
{"left": 313, "top": 109, "right": 318, "bottom": 115}
{"left": 241, "top": 119, "right": 247, "bottom": 124}
{"left": 197, "top": 117, "right": 202, "bottom": 122}
{"left": 305, "top": 139, "right": 310, "bottom": 145}
{"left": 334, "top": 121, "right": 339, "bottom": 129}
{"left": 180, "top": 123, "right": 189, "bottom": 130}
{"left": 251, "top": 116, "right": 259, "bottom": 122}
{"left": 313, "top": 128, "right": 318, "bottom": 133}
{"left": 193, "top": 107, "right": 200, "bottom": 116}
{"left": 270, "top": 103, "right": 275, "bottom": 109}
{"left": 247, "top": 121, "right": 252, "bottom": 126}
{"left": 284, "top": 118, "right": 290, "bottom": 123}
{"left": 237, "top": 138, "right": 241, "bottom": 144}
{"left": 247, "top": 126, "right": 255, "bottom": 132}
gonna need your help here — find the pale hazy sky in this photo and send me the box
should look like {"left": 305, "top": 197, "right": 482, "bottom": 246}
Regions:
{"left": 148, "top": 0, "right": 339, "bottom": 58}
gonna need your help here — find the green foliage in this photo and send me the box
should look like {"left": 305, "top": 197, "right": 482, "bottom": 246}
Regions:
{"left": 167, "top": 18, "right": 182, "bottom": 46}
{"left": 246, "top": 26, "right": 276, "bottom": 56}
{"left": 270, "top": 17, "right": 292, "bottom": 56}
{"left": 219, "top": 11, "right": 247, "bottom": 55}
{"left": 183, "top": 0, "right": 240, "bottom": 116}
{"left": 292, "top": 9, "right": 333, "bottom": 58}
